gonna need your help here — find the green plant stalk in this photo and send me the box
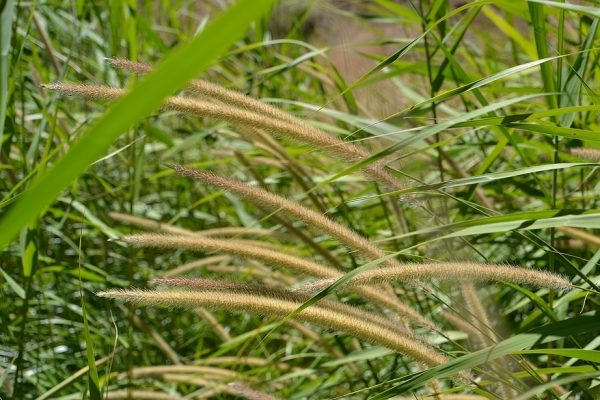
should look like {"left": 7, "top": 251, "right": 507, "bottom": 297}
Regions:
{"left": 0, "top": 0, "right": 12, "bottom": 139}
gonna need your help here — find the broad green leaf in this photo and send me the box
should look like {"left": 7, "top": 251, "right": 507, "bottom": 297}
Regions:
{"left": 0, "top": 0, "right": 280, "bottom": 248}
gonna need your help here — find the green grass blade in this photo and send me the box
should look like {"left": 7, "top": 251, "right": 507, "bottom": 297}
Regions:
{"left": 503, "top": 282, "right": 559, "bottom": 322}
{"left": 271, "top": 252, "right": 401, "bottom": 327}
{"left": 370, "top": 310, "right": 600, "bottom": 399}
{"left": 332, "top": 0, "right": 598, "bottom": 104}
{"left": 559, "top": 18, "right": 598, "bottom": 127}
{"left": 505, "top": 123, "right": 600, "bottom": 143}
{"left": 0, "top": 265, "right": 25, "bottom": 299}
{"left": 526, "top": 0, "right": 600, "bottom": 18}
{"left": 528, "top": 2, "right": 558, "bottom": 114}
{"left": 379, "top": 209, "right": 600, "bottom": 242}
{"left": 443, "top": 212, "right": 600, "bottom": 237}
{"left": 0, "top": 0, "right": 279, "bottom": 249}
{"left": 515, "top": 349, "right": 600, "bottom": 363}
{"left": 391, "top": 163, "right": 598, "bottom": 194}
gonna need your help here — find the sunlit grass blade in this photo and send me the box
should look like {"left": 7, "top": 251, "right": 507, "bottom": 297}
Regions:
{"left": 441, "top": 212, "right": 600, "bottom": 236}
{"left": 514, "top": 349, "right": 600, "bottom": 363}
{"left": 559, "top": 19, "right": 598, "bottom": 127}
{"left": 378, "top": 209, "right": 600, "bottom": 242}
{"left": 391, "top": 163, "right": 598, "bottom": 195}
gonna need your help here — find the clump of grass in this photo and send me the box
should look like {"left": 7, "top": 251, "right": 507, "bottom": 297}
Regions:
{"left": 41, "top": 44, "right": 595, "bottom": 397}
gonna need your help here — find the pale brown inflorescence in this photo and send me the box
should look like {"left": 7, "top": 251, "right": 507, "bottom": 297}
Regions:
{"left": 42, "top": 81, "right": 405, "bottom": 191}
{"left": 297, "top": 262, "right": 573, "bottom": 293}
{"left": 168, "top": 165, "right": 401, "bottom": 269}
{"left": 119, "top": 233, "right": 437, "bottom": 330}
{"left": 96, "top": 288, "right": 471, "bottom": 383}
{"left": 570, "top": 148, "right": 600, "bottom": 161}
{"left": 150, "top": 278, "right": 428, "bottom": 341}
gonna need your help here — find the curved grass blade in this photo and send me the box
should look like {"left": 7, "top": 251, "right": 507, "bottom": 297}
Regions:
{"left": 0, "top": 265, "right": 25, "bottom": 299}
{"left": 377, "top": 209, "right": 600, "bottom": 242}
{"left": 442, "top": 212, "right": 600, "bottom": 237}
{"left": 391, "top": 163, "right": 598, "bottom": 195}
{"left": 454, "top": 105, "right": 600, "bottom": 128}
{"left": 514, "top": 349, "right": 600, "bottom": 363}
{"left": 265, "top": 252, "right": 401, "bottom": 333}
{"left": 506, "top": 123, "right": 600, "bottom": 143}
{"left": 503, "top": 282, "right": 558, "bottom": 323}
{"left": 370, "top": 310, "right": 600, "bottom": 399}
{"left": 0, "top": 0, "right": 279, "bottom": 249}
{"left": 559, "top": 18, "right": 598, "bottom": 127}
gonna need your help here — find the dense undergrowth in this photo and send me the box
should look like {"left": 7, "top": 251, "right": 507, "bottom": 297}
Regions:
{"left": 1, "top": 0, "right": 600, "bottom": 399}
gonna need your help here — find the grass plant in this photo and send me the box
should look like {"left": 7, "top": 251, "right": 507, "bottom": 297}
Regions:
{"left": 2, "top": 1, "right": 600, "bottom": 399}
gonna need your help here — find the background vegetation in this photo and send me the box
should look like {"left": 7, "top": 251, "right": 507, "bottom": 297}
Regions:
{"left": 1, "top": 0, "right": 600, "bottom": 399}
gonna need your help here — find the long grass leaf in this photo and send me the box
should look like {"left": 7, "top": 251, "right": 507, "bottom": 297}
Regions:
{"left": 559, "top": 18, "right": 598, "bottom": 127}
{"left": 391, "top": 163, "right": 597, "bottom": 194}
